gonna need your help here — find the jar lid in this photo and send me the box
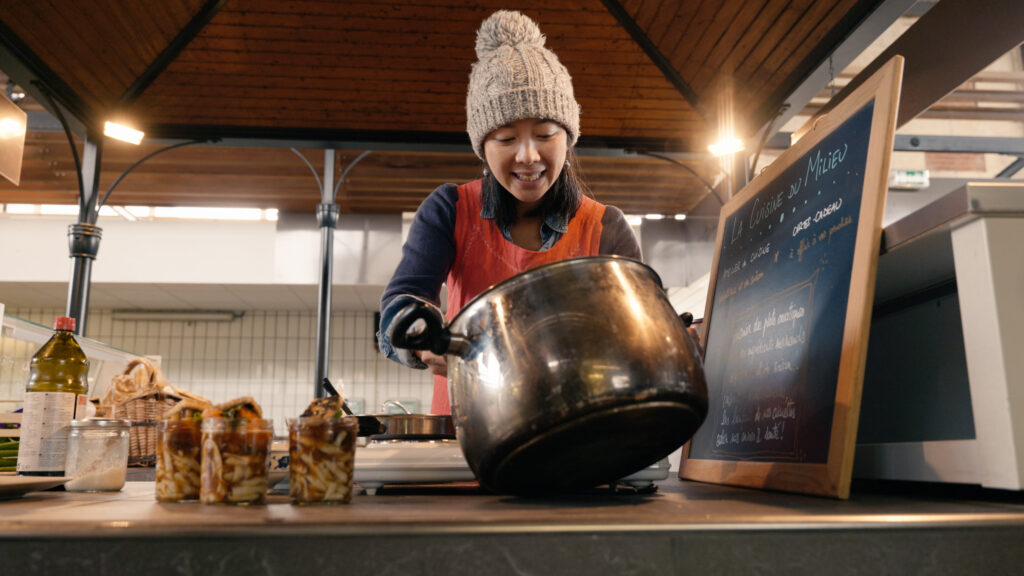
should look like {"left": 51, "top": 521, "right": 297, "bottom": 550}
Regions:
{"left": 70, "top": 418, "right": 131, "bottom": 429}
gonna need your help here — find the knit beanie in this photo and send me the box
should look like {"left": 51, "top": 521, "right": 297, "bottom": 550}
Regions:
{"left": 466, "top": 10, "right": 580, "bottom": 159}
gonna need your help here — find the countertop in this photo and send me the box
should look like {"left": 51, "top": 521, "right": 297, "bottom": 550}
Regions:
{"left": 4, "top": 478, "right": 1024, "bottom": 575}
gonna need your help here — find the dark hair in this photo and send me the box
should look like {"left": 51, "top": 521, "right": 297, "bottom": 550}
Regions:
{"left": 481, "top": 146, "right": 588, "bottom": 231}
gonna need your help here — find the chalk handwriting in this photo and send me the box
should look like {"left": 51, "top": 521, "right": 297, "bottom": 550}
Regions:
{"left": 805, "top": 143, "right": 848, "bottom": 183}
{"left": 715, "top": 269, "right": 765, "bottom": 306}
{"left": 749, "top": 242, "right": 771, "bottom": 264}
{"left": 814, "top": 198, "right": 842, "bottom": 223}
{"left": 828, "top": 215, "right": 853, "bottom": 242}
{"left": 748, "top": 191, "right": 785, "bottom": 230}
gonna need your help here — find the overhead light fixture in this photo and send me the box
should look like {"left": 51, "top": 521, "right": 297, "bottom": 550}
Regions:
{"left": 112, "top": 310, "right": 244, "bottom": 322}
{"left": 708, "top": 137, "right": 745, "bottom": 157}
{"left": 0, "top": 116, "right": 26, "bottom": 139}
{"left": 645, "top": 213, "right": 664, "bottom": 220}
{"left": 104, "top": 121, "right": 144, "bottom": 145}
{"left": 674, "top": 214, "right": 687, "bottom": 221}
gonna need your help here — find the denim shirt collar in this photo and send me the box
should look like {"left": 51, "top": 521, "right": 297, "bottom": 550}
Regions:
{"left": 480, "top": 204, "right": 569, "bottom": 251}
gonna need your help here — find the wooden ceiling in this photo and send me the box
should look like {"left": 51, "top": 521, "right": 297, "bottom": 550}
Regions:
{"left": 0, "top": 0, "right": 885, "bottom": 214}
{"left": 10, "top": 131, "right": 721, "bottom": 213}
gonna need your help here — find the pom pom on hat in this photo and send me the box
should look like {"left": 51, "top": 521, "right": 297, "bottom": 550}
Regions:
{"left": 466, "top": 10, "right": 580, "bottom": 159}
{"left": 474, "top": 9, "right": 546, "bottom": 58}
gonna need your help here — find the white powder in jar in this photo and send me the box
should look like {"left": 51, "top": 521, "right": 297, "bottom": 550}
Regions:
{"left": 65, "top": 465, "right": 127, "bottom": 492}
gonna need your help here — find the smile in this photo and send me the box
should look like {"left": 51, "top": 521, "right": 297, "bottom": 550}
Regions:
{"left": 513, "top": 171, "right": 544, "bottom": 182}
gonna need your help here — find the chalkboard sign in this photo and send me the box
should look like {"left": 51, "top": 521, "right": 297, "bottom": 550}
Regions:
{"left": 680, "top": 57, "right": 904, "bottom": 498}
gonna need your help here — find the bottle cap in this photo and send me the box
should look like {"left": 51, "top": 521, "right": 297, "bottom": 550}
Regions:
{"left": 54, "top": 316, "right": 76, "bottom": 331}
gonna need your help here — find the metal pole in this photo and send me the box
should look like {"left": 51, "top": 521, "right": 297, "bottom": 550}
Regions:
{"left": 314, "top": 150, "right": 337, "bottom": 398}
{"left": 728, "top": 152, "right": 749, "bottom": 200}
{"left": 66, "top": 133, "right": 103, "bottom": 336}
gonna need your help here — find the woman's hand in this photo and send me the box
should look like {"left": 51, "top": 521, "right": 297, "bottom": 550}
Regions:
{"left": 416, "top": 350, "right": 448, "bottom": 377}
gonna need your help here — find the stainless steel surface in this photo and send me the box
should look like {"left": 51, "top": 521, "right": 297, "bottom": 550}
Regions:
{"left": 882, "top": 182, "right": 1024, "bottom": 251}
{"left": 355, "top": 414, "right": 455, "bottom": 440}
{"left": 380, "top": 400, "right": 413, "bottom": 414}
{"left": 6, "top": 480, "right": 1024, "bottom": 573}
{"left": 373, "top": 414, "right": 455, "bottom": 439}
{"left": 391, "top": 256, "right": 707, "bottom": 494}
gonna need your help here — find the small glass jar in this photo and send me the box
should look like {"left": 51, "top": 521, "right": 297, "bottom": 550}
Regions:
{"left": 288, "top": 416, "right": 358, "bottom": 505}
{"left": 155, "top": 419, "right": 202, "bottom": 502}
{"left": 64, "top": 418, "right": 131, "bottom": 492}
{"left": 200, "top": 417, "right": 273, "bottom": 505}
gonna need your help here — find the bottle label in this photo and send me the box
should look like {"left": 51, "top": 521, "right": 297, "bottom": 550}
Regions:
{"left": 17, "top": 392, "right": 88, "bottom": 474}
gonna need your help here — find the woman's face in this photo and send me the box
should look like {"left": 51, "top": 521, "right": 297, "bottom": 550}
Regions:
{"left": 483, "top": 118, "right": 568, "bottom": 211}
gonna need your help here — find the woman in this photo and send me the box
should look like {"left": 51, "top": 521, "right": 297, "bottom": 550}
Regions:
{"left": 378, "top": 10, "right": 642, "bottom": 414}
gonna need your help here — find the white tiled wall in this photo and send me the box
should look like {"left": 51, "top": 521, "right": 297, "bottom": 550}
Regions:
{"left": 1, "top": 308, "right": 434, "bottom": 435}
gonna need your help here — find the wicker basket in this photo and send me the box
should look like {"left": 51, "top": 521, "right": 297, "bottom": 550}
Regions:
{"left": 113, "top": 391, "right": 181, "bottom": 466}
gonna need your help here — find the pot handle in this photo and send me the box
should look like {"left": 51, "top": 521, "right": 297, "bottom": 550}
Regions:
{"left": 679, "top": 311, "right": 705, "bottom": 358}
{"left": 389, "top": 300, "right": 452, "bottom": 355}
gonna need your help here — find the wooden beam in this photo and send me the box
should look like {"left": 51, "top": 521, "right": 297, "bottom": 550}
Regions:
{"left": 118, "top": 0, "right": 229, "bottom": 107}
{"left": 598, "top": 0, "right": 710, "bottom": 122}
{"left": 827, "top": 0, "right": 1024, "bottom": 127}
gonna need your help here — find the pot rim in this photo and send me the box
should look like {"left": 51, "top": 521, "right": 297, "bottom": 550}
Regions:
{"left": 450, "top": 255, "right": 663, "bottom": 326}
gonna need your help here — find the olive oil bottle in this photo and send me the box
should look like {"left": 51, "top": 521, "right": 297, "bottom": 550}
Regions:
{"left": 17, "top": 316, "right": 90, "bottom": 476}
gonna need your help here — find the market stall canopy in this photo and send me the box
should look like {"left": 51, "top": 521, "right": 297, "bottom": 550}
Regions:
{"left": 0, "top": 0, "right": 890, "bottom": 213}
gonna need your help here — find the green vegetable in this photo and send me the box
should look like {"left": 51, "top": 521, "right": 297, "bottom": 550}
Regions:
{"left": 0, "top": 452, "right": 16, "bottom": 471}
{"left": 0, "top": 439, "right": 20, "bottom": 471}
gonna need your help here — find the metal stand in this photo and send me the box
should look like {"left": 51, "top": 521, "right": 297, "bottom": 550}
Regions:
{"left": 728, "top": 152, "right": 749, "bottom": 200}
{"left": 314, "top": 150, "right": 338, "bottom": 398}
{"left": 295, "top": 148, "right": 372, "bottom": 399}
{"left": 66, "top": 134, "right": 103, "bottom": 335}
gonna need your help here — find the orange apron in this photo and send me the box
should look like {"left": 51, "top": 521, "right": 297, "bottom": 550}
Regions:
{"left": 431, "top": 179, "right": 607, "bottom": 414}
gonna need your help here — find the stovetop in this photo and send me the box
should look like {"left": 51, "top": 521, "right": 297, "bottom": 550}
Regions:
{"left": 351, "top": 439, "right": 670, "bottom": 495}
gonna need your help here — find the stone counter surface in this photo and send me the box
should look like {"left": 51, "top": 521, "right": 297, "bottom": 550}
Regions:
{"left": 4, "top": 480, "right": 1024, "bottom": 574}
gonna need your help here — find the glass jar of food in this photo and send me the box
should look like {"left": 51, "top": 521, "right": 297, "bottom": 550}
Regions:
{"left": 155, "top": 419, "right": 202, "bottom": 502}
{"left": 64, "top": 418, "right": 131, "bottom": 492}
{"left": 200, "top": 417, "right": 273, "bottom": 505}
{"left": 288, "top": 416, "right": 358, "bottom": 504}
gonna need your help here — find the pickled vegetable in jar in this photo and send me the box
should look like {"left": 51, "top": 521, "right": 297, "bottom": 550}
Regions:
{"left": 288, "top": 416, "right": 358, "bottom": 504}
{"left": 155, "top": 419, "right": 203, "bottom": 502}
{"left": 200, "top": 417, "right": 273, "bottom": 505}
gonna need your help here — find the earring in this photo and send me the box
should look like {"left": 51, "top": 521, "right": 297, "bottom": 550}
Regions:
{"left": 482, "top": 166, "right": 490, "bottom": 176}
{"left": 565, "top": 161, "right": 571, "bottom": 169}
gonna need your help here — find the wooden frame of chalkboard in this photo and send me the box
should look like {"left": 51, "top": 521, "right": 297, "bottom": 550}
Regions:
{"left": 679, "top": 57, "right": 904, "bottom": 499}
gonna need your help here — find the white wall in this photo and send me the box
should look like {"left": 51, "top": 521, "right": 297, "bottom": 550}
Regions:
{"left": 0, "top": 211, "right": 422, "bottom": 435}
{"left": 0, "top": 212, "right": 402, "bottom": 286}
{"left": 1, "top": 307, "right": 434, "bottom": 435}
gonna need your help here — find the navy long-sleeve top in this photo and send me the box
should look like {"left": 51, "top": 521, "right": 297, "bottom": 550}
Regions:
{"left": 378, "top": 182, "right": 641, "bottom": 368}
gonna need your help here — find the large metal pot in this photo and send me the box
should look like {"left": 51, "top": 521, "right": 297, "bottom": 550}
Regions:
{"left": 391, "top": 256, "right": 707, "bottom": 495}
